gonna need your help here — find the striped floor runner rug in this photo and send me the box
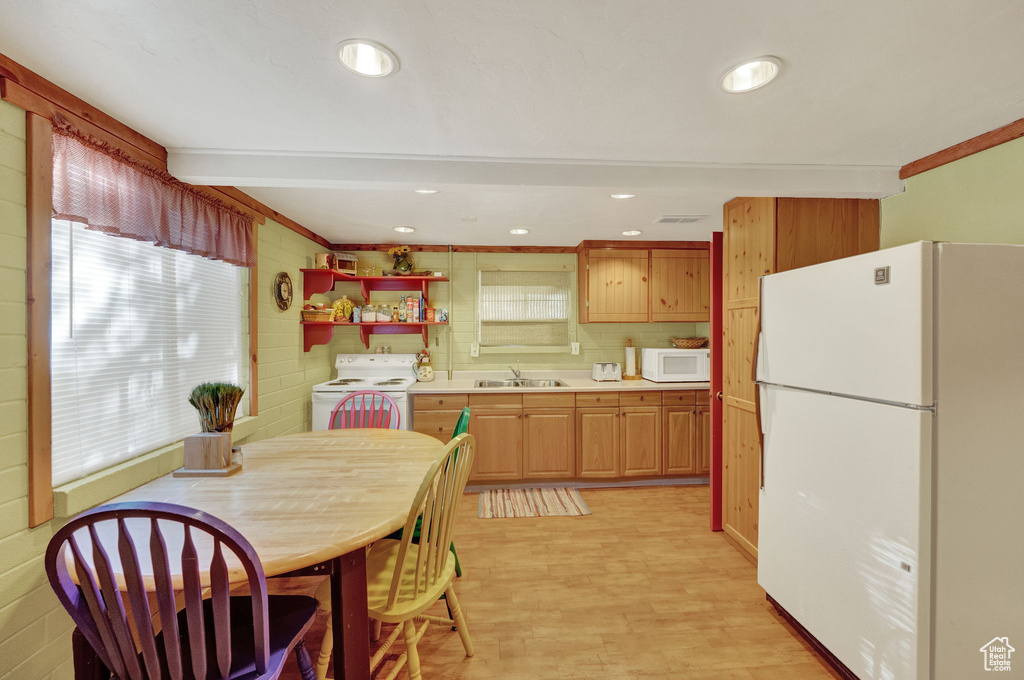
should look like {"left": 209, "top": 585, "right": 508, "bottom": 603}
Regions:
{"left": 478, "top": 487, "right": 592, "bottom": 519}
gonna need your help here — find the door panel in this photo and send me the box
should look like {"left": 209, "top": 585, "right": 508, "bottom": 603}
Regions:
{"left": 468, "top": 410, "right": 523, "bottom": 481}
{"left": 651, "top": 250, "right": 709, "bottom": 321}
{"left": 587, "top": 250, "right": 650, "bottom": 322}
{"left": 523, "top": 409, "right": 575, "bottom": 479}
{"left": 576, "top": 408, "right": 620, "bottom": 478}
{"left": 723, "top": 405, "right": 760, "bottom": 557}
{"left": 620, "top": 407, "right": 661, "bottom": 476}
{"left": 663, "top": 406, "right": 697, "bottom": 475}
{"left": 696, "top": 406, "right": 710, "bottom": 474}
{"left": 758, "top": 386, "right": 927, "bottom": 680}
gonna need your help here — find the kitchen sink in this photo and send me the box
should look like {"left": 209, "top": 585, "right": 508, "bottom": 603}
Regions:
{"left": 474, "top": 379, "right": 569, "bottom": 388}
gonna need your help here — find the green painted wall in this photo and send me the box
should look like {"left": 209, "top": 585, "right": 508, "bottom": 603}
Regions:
{"left": 881, "top": 136, "right": 1024, "bottom": 247}
{"left": 324, "top": 250, "right": 708, "bottom": 371}
{"left": 0, "top": 98, "right": 335, "bottom": 679}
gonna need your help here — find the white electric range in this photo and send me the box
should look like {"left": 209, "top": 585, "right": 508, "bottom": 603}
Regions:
{"left": 311, "top": 354, "right": 418, "bottom": 431}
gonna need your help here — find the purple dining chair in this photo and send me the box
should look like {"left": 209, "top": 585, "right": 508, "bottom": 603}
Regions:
{"left": 45, "top": 501, "right": 318, "bottom": 680}
{"left": 327, "top": 390, "right": 401, "bottom": 430}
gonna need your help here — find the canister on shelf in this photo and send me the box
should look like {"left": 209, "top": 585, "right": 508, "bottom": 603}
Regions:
{"left": 425, "top": 308, "right": 435, "bottom": 322}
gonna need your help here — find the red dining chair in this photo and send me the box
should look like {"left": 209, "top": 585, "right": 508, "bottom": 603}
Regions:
{"left": 45, "top": 501, "right": 319, "bottom": 680}
{"left": 327, "top": 390, "right": 401, "bottom": 430}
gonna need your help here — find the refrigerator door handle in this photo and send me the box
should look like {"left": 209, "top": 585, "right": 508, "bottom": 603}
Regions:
{"left": 757, "top": 383, "right": 766, "bottom": 489}
{"left": 755, "top": 275, "right": 766, "bottom": 489}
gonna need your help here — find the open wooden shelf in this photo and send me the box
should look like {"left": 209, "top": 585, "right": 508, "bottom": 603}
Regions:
{"left": 299, "top": 271, "right": 450, "bottom": 351}
{"left": 299, "top": 270, "right": 449, "bottom": 301}
{"left": 301, "top": 321, "right": 448, "bottom": 351}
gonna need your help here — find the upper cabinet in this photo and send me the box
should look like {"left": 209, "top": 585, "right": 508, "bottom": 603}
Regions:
{"left": 577, "top": 242, "right": 710, "bottom": 323}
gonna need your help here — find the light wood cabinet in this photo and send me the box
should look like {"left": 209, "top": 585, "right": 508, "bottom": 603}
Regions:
{"left": 577, "top": 242, "right": 709, "bottom": 323}
{"left": 468, "top": 409, "right": 523, "bottom": 481}
{"left": 663, "top": 405, "right": 698, "bottom": 475}
{"left": 584, "top": 249, "right": 650, "bottom": 322}
{"left": 651, "top": 250, "right": 710, "bottom": 322}
{"left": 576, "top": 408, "right": 621, "bottom": 478}
{"left": 696, "top": 405, "right": 710, "bottom": 474}
{"left": 413, "top": 409, "right": 465, "bottom": 442}
{"left": 523, "top": 409, "right": 576, "bottom": 479}
{"left": 620, "top": 407, "right": 662, "bottom": 476}
{"left": 722, "top": 197, "right": 879, "bottom": 562}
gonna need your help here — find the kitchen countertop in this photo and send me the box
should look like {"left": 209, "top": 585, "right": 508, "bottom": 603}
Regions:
{"left": 409, "top": 370, "right": 710, "bottom": 395}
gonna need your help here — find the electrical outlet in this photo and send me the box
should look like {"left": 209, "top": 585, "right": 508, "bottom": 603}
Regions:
{"left": 470, "top": 342, "right": 480, "bottom": 357}
{"left": 570, "top": 342, "right": 580, "bottom": 355}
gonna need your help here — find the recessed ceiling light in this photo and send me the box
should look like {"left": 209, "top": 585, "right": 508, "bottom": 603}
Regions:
{"left": 622, "top": 230, "right": 643, "bottom": 236}
{"left": 393, "top": 226, "right": 416, "bottom": 233}
{"left": 509, "top": 228, "right": 530, "bottom": 235}
{"left": 413, "top": 189, "right": 439, "bottom": 194}
{"left": 337, "top": 39, "right": 400, "bottom": 77}
{"left": 721, "top": 56, "right": 782, "bottom": 93}
{"left": 611, "top": 194, "right": 636, "bottom": 199}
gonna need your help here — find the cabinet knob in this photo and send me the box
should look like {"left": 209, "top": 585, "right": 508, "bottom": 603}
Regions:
{"left": 438, "top": 399, "right": 444, "bottom": 405}
{"left": 639, "top": 395, "right": 645, "bottom": 401}
{"left": 517, "top": 414, "right": 522, "bottom": 419}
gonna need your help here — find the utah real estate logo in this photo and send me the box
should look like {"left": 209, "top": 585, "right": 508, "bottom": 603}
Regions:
{"left": 980, "top": 637, "right": 1014, "bottom": 671}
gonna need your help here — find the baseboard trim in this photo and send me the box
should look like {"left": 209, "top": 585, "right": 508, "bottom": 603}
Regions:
{"left": 766, "top": 594, "right": 860, "bottom": 680}
{"left": 465, "top": 477, "right": 708, "bottom": 493}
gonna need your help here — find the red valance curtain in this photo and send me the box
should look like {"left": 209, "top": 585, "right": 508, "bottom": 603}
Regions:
{"left": 50, "top": 121, "right": 255, "bottom": 267}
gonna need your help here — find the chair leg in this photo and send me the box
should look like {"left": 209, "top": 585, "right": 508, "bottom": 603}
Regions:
{"left": 403, "top": 620, "right": 422, "bottom": 680}
{"left": 315, "top": 614, "right": 333, "bottom": 680}
{"left": 295, "top": 640, "right": 317, "bottom": 680}
{"left": 444, "top": 586, "right": 474, "bottom": 657}
{"left": 372, "top": 618, "right": 383, "bottom": 642}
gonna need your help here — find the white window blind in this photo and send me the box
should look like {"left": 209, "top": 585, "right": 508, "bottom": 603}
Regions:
{"left": 478, "top": 270, "right": 571, "bottom": 347}
{"left": 50, "top": 220, "right": 246, "bottom": 485}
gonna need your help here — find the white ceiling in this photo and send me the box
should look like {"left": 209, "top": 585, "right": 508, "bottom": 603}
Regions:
{"left": 2, "top": 0, "right": 1023, "bottom": 244}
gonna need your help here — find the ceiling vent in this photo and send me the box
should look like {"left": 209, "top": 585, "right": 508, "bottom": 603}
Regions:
{"left": 655, "top": 215, "right": 708, "bottom": 224}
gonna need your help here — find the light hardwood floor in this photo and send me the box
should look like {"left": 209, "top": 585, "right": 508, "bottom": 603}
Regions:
{"left": 276, "top": 485, "right": 840, "bottom": 680}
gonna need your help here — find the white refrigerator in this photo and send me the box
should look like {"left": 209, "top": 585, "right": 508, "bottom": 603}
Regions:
{"left": 756, "top": 241, "right": 1024, "bottom": 680}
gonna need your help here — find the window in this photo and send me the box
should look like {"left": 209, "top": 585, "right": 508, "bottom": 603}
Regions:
{"left": 478, "top": 269, "right": 572, "bottom": 350}
{"left": 49, "top": 220, "right": 246, "bottom": 485}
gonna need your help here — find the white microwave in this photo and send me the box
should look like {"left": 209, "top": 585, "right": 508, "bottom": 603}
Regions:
{"left": 641, "top": 348, "right": 710, "bottom": 383}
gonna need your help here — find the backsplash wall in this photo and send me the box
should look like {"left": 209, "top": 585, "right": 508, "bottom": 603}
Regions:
{"left": 321, "top": 250, "right": 709, "bottom": 372}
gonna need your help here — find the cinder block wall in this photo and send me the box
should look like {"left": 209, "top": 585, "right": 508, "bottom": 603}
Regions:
{"left": 0, "top": 99, "right": 336, "bottom": 679}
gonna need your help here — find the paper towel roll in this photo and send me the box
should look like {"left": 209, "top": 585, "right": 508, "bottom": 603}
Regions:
{"left": 625, "top": 346, "right": 636, "bottom": 376}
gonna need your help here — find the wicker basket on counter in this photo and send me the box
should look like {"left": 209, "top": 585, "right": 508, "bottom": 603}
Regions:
{"left": 301, "top": 309, "right": 336, "bottom": 322}
{"left": 670, "top": 337, "right": 708, "bottom": 349}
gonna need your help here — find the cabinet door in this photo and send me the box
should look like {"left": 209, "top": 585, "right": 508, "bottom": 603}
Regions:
{"left": 620, "top": 406, "right": 662, "bottom": 477}
{"left": 696, "top": 406, "right": 711, "bottom": 474}
{"left": 468, "top": 410, "right": 523, "bottom": 481}
{"left": 412, "top": 409, "right": 464, "bottom": 442}
{"left": 586, "top": 249, "right": 650, "bottom": 322}
{"left": 663, "top": 405, "right": 697, "bottom": 475}
{"left": 576, "top": 408, "right": 620, "bottom": 478}
{"left": 651, "top": 250, "right": 710, "bottom": 322}
{"left": 523, "top": 409, "right": 576, "bottom": 479}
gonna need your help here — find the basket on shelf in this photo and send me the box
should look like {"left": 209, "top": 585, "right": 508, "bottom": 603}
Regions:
{"left": 301, "top": 309, "right": 336, "bottom": 322}
{"left": 670, "top": 337, "right": 708, "bottom": 349}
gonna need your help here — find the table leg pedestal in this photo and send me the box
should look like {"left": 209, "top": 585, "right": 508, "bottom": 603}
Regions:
{"left": 72, "top": 628, "right": 110, "bottom": 680}
{"left": 331, "top": 550, "right": 371, "bottom": 680}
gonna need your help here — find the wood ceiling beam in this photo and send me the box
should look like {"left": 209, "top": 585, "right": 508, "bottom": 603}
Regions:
{"left": 899, "top": 117, "right": 1024, "bottom": 179}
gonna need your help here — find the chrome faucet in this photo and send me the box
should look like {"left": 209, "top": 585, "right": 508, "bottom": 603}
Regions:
{"left": 508, "top": 363, "right": 521, "bottom": 380}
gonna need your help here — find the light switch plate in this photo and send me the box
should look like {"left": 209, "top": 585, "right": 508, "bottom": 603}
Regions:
{"left": 570, "top": 342, "right": 580, "bottom": 355}
{"left": 470, "top": 342, "right": 480, "bottom": 357}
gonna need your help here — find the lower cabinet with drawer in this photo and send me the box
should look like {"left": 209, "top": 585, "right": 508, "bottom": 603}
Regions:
{"left": 413, "top": 389, "right": 709, "bottom": 483}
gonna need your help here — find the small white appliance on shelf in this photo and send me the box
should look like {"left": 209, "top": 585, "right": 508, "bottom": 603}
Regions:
{"left": 641, "top": 348, "right": 710, "bottom": 382}
{"left": 311, "top": 354, "right": 417, "bottom": 431}
{"left": 592, "top": 362, "right": 622, "bottom": 382}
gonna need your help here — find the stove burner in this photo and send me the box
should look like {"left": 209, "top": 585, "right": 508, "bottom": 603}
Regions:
{"left": 374, "top": 379, "right": 408, "bottom": 386}
{"left": 327, "top": 379, "right": 366, "bottom": 386}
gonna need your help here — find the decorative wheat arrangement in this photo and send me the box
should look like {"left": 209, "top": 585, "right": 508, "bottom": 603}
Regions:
{"left": 188, "top": 383, "right": 245, "bottom": 433}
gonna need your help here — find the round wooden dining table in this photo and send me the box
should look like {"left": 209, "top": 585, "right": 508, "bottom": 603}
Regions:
{"left": 98, "top": 428, "right": 447, "bottom": 680}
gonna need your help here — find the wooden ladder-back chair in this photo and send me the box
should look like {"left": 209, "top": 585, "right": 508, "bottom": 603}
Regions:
{"left": 327, "top": 390, "right": 401, "bottom": 430}
{"left": 45, "top": 501, "right": 318, "bottom": 680}
{"left": 315, "top": 433, "right": 476, "bottom": 680}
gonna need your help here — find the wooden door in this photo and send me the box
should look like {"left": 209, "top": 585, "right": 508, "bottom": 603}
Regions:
{"left": 523, "top": 409, "right": 576, "bottom": 479}
{"left": 774, "top": 198, "right": 880, "bottom": 273}
{"left": 650, "top": 249, "right": 710, "bottom": 321}
{"left": 468, "top": 410, "right": 523, "bottom": 481}
{"left": 620, "top": 407, "right": 662, "bottom": 476}
{"left": 696, "top": 405, "right": 711, "bottom": 474}
{"left": 722, "top": 196, "right": 775, "bottom": 560}
{"left": 662, "top": 405, "right": 697, "bottom": 475}
{"left": 585, "top": 249, "right": 650, "bottom": 322}
{"left": 576, "top": 408, "right": 620, "bottom": 478}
